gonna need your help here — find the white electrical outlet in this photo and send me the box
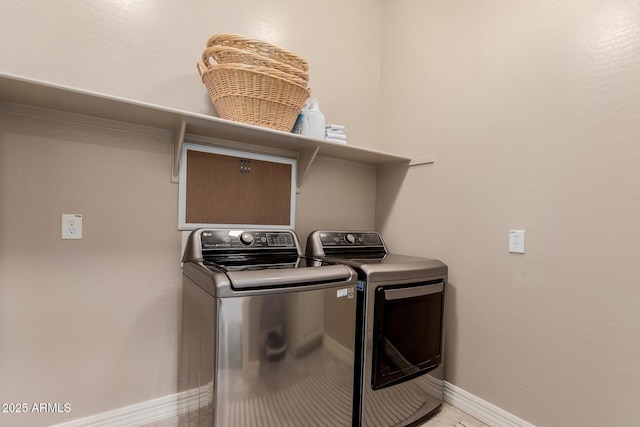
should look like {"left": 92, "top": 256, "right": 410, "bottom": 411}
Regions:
{"left": 62, "top": 214, "right": 83, "bottom": 239}
{"left": 509, "top": 230, "right": 525, "bottom": 253}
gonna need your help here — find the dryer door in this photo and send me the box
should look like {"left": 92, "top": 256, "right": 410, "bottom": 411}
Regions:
{"left": 371, "top": 280, "right": 444, "bottom": 389}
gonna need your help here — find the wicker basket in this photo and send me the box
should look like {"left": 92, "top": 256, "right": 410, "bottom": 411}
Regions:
{"left": 202, "top": 45, "right": 309, "bottom": 85}
{"left": 206, "top": 33, "right": 309, "bottom": 73}
{"left": 197, "top": 62, "right": 311, "bottom": 132}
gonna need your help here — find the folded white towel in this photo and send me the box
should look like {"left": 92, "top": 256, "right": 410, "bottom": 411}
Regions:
{"left": 325, "top": 137, "right": 347, "bottom": 144}
{"left": 325, "top": 132, "right": 347, "bottom": 141}
{"left": 325, "top": 124, "right": 345, "bottom": 131}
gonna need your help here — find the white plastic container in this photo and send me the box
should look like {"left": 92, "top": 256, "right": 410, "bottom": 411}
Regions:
{"left": 292, "top": 98, "right": 325, "bottom": 139}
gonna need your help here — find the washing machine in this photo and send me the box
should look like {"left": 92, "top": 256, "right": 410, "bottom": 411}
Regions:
{"left": 306, "top": 230, "right": 447, "bottom": 427}
{"left": 180, "top": 229, "right": 358, "bottom": 427}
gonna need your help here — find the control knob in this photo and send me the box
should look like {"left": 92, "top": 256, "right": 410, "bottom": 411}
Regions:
{"left": 344, "top": 233, "right": 356, "bottom": 245}
{"left": 240, "top": 233, "right": 254, "bottom": 245}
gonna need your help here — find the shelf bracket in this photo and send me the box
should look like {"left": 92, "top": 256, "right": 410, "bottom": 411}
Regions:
{"left": 171, "top": 119, "right": 187, "bottom": 183}
{"left": 409, "top": 156, "right": 435, "bottom": 167}
{"left": 297, "top": 146, "right": 320, "bottom": 189}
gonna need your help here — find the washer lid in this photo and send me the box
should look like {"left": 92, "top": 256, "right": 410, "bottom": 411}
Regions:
{"left": 183, "top": 261, "right": 357, "bottom": 297}
{"left": 225, "top": 263, "right": 355, "bottom": 290}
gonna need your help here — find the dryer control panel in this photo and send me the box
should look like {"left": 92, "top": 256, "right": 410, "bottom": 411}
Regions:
{"left": 316, "top": 231, "right": 384, "bottom": 247}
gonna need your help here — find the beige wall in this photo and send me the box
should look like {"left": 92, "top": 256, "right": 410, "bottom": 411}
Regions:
{"left": 377, "top": 0, "right": 640, "bottom": 425}
{"left": 0, "top": 0, "right": 382, "bottom": 149}
{"left": 0, "top": 109, "right": 182, "bottom": 425}
{"left": 296, "top": 159, "right": 377, "bottom": 246}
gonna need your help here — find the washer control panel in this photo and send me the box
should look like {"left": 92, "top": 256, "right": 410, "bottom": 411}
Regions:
{"left": 200, "top": 230, "right": 296, "bottom": 249}
{"left": 317, "top": 231, "right": 384, "bottom": 247}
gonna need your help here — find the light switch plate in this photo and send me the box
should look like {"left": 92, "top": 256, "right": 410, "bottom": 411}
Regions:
{"left": 509, "top": 229, "right": 525, "bottom": 253}
{"left": 62, "top": 214, "right": 83, "bottom": 239}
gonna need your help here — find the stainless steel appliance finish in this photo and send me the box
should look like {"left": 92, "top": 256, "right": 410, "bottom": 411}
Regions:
{"left": 180, "top": 229, "right": 358, "bottom": 427}
{"left": 306, "top": 231, "right": 448, "bottom": 427}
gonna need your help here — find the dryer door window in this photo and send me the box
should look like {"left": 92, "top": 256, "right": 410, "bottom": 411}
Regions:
{"left": 372, "top": 280, "right": 444, "bottom": 390}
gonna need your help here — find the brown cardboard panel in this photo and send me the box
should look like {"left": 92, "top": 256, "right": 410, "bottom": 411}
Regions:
{"left": 185, "top": 150, "right": 292, "bottom": 225}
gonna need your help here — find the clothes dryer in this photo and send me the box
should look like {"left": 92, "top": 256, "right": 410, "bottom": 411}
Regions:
{"left": 306, "top": 231, "right": 447, "bottom": 427}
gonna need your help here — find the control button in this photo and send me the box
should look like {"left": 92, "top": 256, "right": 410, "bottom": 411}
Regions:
{"left": 345, "top": 233, "right": 356, "bottom": 244}
{"left": 240, "top": 233, "right": 254, "bottom": 245}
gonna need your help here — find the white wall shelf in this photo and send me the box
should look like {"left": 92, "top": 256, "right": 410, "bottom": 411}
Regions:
{"left": 0, "top": 73, "right": 411, "bottom": 185}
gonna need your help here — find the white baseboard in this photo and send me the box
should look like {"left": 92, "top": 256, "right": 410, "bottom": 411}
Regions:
{"left": 53, "top": 381, "right": 535, "bottom": 427}
{"left": 50, "top": 393, "right": 181, "bottom": 427}
{"left": 444, "top": 381, "right": 536, "bottom": 427}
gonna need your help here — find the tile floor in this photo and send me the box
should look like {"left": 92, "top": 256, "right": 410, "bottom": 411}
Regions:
{"left": 421, "top": 403, "right": 488, "bottom": 427}
{"left": 144, "top": 402, "right": 489, "bottom": 427}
